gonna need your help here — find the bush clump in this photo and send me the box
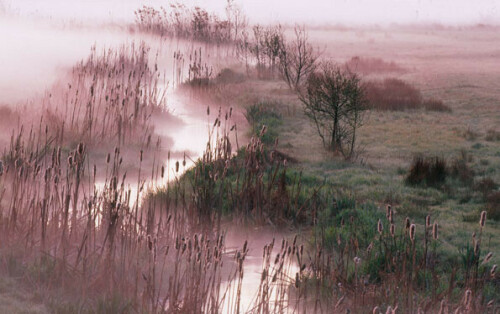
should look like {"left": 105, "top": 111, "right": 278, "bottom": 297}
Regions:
{"left": 405, "top": 156, "right": 447, "bottom": 187}
{"left": 364, "top": 78, "right": 451, "bottom": 112}
{"left": 486, "top": 191, "right": 500, "bottom": 221}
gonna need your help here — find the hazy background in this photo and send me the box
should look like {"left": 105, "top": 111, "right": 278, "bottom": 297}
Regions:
{"left": 1, "top": 0, "right": 499, "bottom": 25}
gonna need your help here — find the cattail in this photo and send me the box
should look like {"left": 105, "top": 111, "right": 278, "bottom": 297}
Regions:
{"left": 106, "top": 153, "right": 111, "bottom": 164}
{"left": 483, "top": 252, "right": 493, "bottom": 264}
{"left": 260, "top": 125, "right": 267, "bottom": 136}
{"left": 261, "top": 269, "right": 267, "bottom": 281}
{"left": 432, "top": 222, "right": 439, "bottom": 240}
{"left": 405, "top": 217, "right": 411, "bottom": 229}
{"left": 0, "top": 160, "right": 3, "bottom": 176}
{"left": 207, "top": 106, "right": 210, "bottom": 116}
{"left": 147, "top": 235, "right": 153, "bottom": 251}
{"left": 68, "top": 155, "right": 73, "bottom": 166}
{"left": 386, "top": 205, "right": 392, "bottom": 221}
{"left": 295, "top": 272, "right": 300, "bottom": 288}
{"left": 175, "top": 161, "right": 179, "bottom": 173}
{"left": 161, "top": 165, "right": 165, "bottom": 178}
{"left": 491, "top": 264, "right": 497, "bottom": 276}
{"left": 464, "top": 289, "right": 472, "bottom": 308}
{"left": 77, "top": 142, "right": 85, "bottom": 156}
{"left": 480, "top": 210, "right": 487, "bottom": 227}
{"left": 57, "top": 146, "right": 61, "bottom": 165}
{"left": 390, "top": 224, "right": 395, "bottom": 237}
{"left": 367, "top": 242, "right": 373, "bottom": 253}
{"left": 410, "top": 224, "right": 416, "bottom": 242}
{"left": 439, "top": 299, "right": 447, "bottom": 314}
{"left": 140, "top": 150, "right": 143, "bottom": 162}
{"left": 426, "top": 215, "right": 431, "bottom": 227}
{"left": 377, "top": 219, "right": 383, "bottom": 234}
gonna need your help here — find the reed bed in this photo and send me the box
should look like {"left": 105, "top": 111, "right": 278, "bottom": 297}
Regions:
{"left": 39, "top": 41, "right": 165, "bottom": 148}
{"left": 134, "top": 2, "right": 246, "bottom": 44}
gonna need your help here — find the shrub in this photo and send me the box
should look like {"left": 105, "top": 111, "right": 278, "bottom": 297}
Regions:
{"left": 0, "top": 105, "right": 16, "bottom": 127}
{"left": 215, "top": 68, "right": 246, "bottom": 84}
{"left": 365, "top": 78, "right": 422, "bottom": 111}
{"left": 485, "top": 129, "right": 500, "bottom": 141}
{"left": 450, "top": 151, "right": 475, "bottom": 186}
{"left": 422, "top": 98, "right": 452, "bottom": 112}
{"left": 475, "top": 177, "right": 497, "bottom": 198}
{"left": 364, "top": 78, "right": 450, "bottom": 112}
{"left": 244, "top": 102, "right": 282, "bottom": 145}
{"left": 405, "top": 156, "right": 447, "bottom": 187}
{"left": 344, "top": 56, "right": 404, "bottom": 74}
{"left": 486, "top": 191, "right": 500, "bottom": 221}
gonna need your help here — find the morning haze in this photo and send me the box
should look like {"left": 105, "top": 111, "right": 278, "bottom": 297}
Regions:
{"left": 0, "top": 0, "right": 499, "bottom": 313}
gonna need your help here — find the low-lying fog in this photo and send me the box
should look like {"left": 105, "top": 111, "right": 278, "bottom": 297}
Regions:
{"left": 2, "top": 0, "right": 499, "bottom": 25}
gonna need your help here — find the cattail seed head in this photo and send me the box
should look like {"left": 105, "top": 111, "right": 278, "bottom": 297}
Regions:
{"left": 410, "top": 224, "right": 416, "bottom": 242}
{"left": 367, "top": 242, "right": 373, "bottom": 253}
{"left": 377, "top": 219, "right": 383, "bottom": 234}
{"left": 390, "top": 224, "right": 395, "bottom": 237}
{"left": 405, "top": 217, "right": 411, "bottom": 229}
{"left": 386, "top": 205, "right": 393, "bottom": 223}
{"left": 480, "top": 210, "right": 487, "bottom": 227}
{"left": 491, "top": 264, "right": 497, "bottom": 277}
{"left": 464, "top": 289, "right": 472, "bottom": 308}
{"left": 295, "top": 272, "right": 300, "bottom": 288}
{"left": 77, "top": 142, "right": 85, "bottom": 156}
{"left": 426, "top": 215, "right": 431, "bottom": 227}
{"left": 175, "top": 161, "right": 179, "bottom": 173}
{"left": 439, "top": 299, "right": 447, "bottom": 314}
{"left": 483, "top": 252, "right": 493, "bottom": 264}
{"left": 432, "top": 222, "right": 439, "bottom": 240}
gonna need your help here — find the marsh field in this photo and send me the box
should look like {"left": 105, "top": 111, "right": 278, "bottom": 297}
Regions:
{"left": 0, "top": 2, "right": 499, "bottom": 313}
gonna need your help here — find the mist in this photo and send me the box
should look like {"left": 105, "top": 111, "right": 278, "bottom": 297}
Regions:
{"left": 2, "top": 0, "right": 499, "bottom": 25}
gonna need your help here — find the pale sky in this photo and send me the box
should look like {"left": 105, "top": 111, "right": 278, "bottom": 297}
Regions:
{"left": 2, "top": 0, "right": 499, "bottom": 25}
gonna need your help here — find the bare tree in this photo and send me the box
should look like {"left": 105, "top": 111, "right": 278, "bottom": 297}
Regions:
{"left": 299, "top": 62, "right": 366, "bottom": 159}
{"left": 279, "top": 25, "right": 318, "bottom": 90}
